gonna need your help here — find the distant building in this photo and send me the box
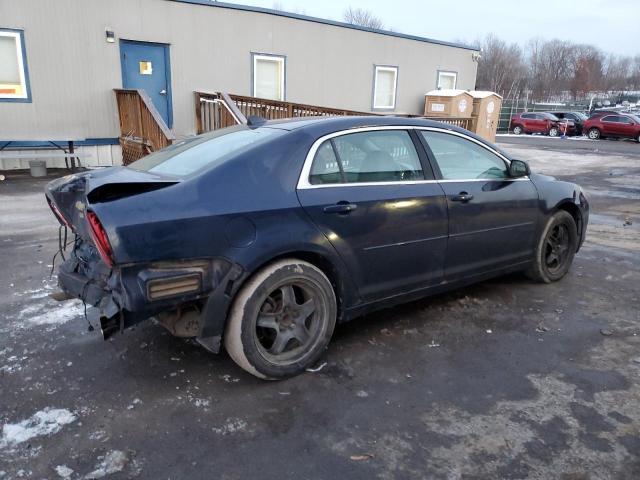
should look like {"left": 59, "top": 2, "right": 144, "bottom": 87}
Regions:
{"left": 0, "top": 0, "right": 479, "bottom": 169}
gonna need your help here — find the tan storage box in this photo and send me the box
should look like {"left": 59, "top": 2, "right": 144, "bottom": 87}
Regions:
{"left": 424, "top": 89, "right": 474, "bottom": 118}
{"left": 469, "top": 91, "right": 502, "bottom": 143}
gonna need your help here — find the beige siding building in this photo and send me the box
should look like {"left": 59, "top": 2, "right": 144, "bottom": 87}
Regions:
{"left": 0, "top": 0, "right": 478, "bottom": 168}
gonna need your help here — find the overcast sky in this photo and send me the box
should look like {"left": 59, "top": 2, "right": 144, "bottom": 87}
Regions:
{"left": 229, "top": 0, "right": 639, "bottom": 56}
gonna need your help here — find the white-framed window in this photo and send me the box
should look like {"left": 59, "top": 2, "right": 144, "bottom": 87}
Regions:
{"left": 437, "top": 70, "right": 457, "bottom": 90}
{"left": 373, "top": 65, "right": 398, "bottom": 110}
{"left": 0, "top": 29, "right": 31, "bottom": 102}
{"left": 252, "top": 53, "right": 285, "bottom": 101}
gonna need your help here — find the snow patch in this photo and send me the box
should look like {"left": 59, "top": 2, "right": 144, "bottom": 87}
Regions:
{"left": 212, "top": 418, "right": 247, "bottom": 435}
{"left": 0, "top": 355, "right": 27, "bottom": 374}
{"left": 1, "top": 408, "right": 77, "bottom": 447}
{"left": 18, "top": 301, "right": 84, "bottom": 326}
{"left": 85, "top": 450, "right": 128, "bottom": 479}
{"left": 54, "top": 465, "right": 74, "bottom": 478}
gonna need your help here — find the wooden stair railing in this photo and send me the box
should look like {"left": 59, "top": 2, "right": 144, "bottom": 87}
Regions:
{"left": 195, "top": 92, "right": 371, "bottom": 134}
{"left": 194, "top": 91, "right": 474, "bottom": 134}
{"left": 195, "top": 92, "right": 249, "bottom": 134}
{"left": 114, "top": 89, "right": 175, "bottom": 164}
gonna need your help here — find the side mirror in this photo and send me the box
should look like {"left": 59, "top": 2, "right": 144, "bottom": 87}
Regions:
{"left": 509, "top": 159, "right": 530, "bottom": 178}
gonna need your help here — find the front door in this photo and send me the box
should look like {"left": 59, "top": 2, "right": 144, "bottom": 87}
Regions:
{"left": 419, "top": 129, "right": 539, "bottom": 281}
{"left": 297, "top": 128, "right": 448, "bottom": 301}
{"left": 617, "top": 116, "right": 637, "bottom": 137}
{"left": 120, "top": 40, "right": 172, "bottom": 127}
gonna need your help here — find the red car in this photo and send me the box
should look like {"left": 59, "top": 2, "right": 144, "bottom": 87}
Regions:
{"left": 583, "top": 114, "right": 640, "bottom": 142}
{"left": 510, "top": 112, "right": 569, "bottom": 137}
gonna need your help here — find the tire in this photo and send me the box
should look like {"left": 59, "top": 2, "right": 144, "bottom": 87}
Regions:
{"left": 224, "top": 259, "right": 337, "bottom": 379}
{"left": 526, "top": 211, "right": 578, "bottom": 283}
{"left": 512, "top": 125, "right": 523, "bottom": 135}
{"left": 548, "top": 127, "right": 559, "bottom": 137}
{"left": 588, "top": 128, "right": 601, "bottom": 140}
{"left": 637, "top": 133, "right": 640, "bottom": 143}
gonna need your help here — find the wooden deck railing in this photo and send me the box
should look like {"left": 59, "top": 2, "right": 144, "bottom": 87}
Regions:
{"left": 114, "top": 89, "right": 175, "bottom": 164}
{"left": 195, "top": 91, "right": 474, "bottom": 134}
{"left": 398, "top": 114, "right": 473, "bottom": 131}
{"left": 195, "top": 92, "right": 372, "bottom": 134}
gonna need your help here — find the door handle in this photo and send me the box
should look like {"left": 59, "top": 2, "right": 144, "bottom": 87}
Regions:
{"left": 323, "top": 202, "right": 358, "bottom": 214}
{"left": 451, "top": 192, "right": 474, "bottom": 202}
{"left": 159, "top": 89, "right": 167, "bottom": 95}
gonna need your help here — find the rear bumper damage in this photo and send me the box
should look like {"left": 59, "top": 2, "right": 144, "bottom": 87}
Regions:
{"left": 58, "top": 243, "right": 245, "bottom": 353}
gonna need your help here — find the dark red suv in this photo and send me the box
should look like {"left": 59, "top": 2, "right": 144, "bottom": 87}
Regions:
{"left": 510, "top": 112, "right": 566, "bottom": 137}
{"left": 583, "top": 114, "right": 640, "bottom": 142}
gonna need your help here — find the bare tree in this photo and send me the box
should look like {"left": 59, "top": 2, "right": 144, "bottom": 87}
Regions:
{"left": 343, "top": 7, "right": 384, "bottom": 29}
{"left": 525, "top": 39, "right": 576, "bottom": 101}
{"left": 630, "top": 55, "right": 640, "bottom": 91}
{"left": 569, "top": 45, "right": 603, "bottom": 100}
{"left": 603, "top": 54, "right": 631, "bottom": 92}
{"left": 474, "top": 34, "right": 526, "bottom": 97}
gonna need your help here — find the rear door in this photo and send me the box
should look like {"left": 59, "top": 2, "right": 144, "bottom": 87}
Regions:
{"left": 418, "top": 129, "right": 539, "bottom": 280}
{"left": 601, "top": 115, "right": 622, "bottom": 136}
{"left": 297, "top": 128, "right": 448, "bottom": 300}
{"left": 520, "top": 113, "right": 535, "bottom": 131}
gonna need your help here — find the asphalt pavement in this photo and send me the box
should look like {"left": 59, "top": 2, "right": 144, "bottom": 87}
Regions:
{"left": 1, "top": 144, "right": 639, "bottom": 479}
{"left": 496, "top": 133, "right": 640, "bottom": 156}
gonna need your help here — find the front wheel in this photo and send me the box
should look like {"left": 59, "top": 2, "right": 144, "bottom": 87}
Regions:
{"left": 513, "top": 125, "right": 523, "bottom": 135}
{"left": 526, "top": 211, "right": 578, "bottom": 283}
{"left": 588, "top": 128, "right": 601, "bottom": 140}
{"left": 548, "top": 126, "right": 559, "bottom": 137}
{"left": 224, "top": 259, "right": 337, "bottom": 379}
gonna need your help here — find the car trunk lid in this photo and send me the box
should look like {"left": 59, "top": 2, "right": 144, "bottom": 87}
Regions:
{"left": 45, "top": 167, "right": 178, "bottom": 239}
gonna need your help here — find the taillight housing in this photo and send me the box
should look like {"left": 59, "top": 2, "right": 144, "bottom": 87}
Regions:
{"left": 86, "top": 211, "right": 114, "bottom": 267}
{"left": 47, "top": 198, "right": 72, "bottom": 229}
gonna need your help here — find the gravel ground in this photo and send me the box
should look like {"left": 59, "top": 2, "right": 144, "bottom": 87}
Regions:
{"left": 0, "top": 141, "right": 638, "bottom": 479}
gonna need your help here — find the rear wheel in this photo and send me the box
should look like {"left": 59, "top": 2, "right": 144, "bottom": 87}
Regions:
{"left": 224, "top": 259, "right": 337, "bottom": 379}
{"left": 548, "top": 126, "right": 559, "bottom": 137}
{"left": 588, "top": 128, "right": 601, "bottom": 140}
{"left": 513, "top": 125, "right": 523, "bottom": 135}
{"left": 527, "top": 211, "right": 578, "bottom": 283}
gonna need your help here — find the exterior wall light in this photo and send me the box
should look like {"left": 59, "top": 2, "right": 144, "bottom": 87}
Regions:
{"left": 106, "top": 29, "right": 115, "bottom": 43}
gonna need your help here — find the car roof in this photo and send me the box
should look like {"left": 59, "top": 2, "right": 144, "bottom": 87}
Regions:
{"left": 256, "top": 114, "right": 513, "bottom": 160}
{"left": 261, "top": 115, "right": 462, "bottom": 132}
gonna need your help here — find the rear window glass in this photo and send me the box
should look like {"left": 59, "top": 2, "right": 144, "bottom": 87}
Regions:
{"left": 128, "top": 125, "right": 283, "bottom": 177}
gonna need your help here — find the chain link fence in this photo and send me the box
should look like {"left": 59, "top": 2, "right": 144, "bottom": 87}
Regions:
{"left": 498, "top": 98, "right": 590, "bottom": 133}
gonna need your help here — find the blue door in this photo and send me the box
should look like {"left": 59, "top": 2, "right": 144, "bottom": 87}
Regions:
{"left": 120, "top": 40, "right": 172, "bottom": 127}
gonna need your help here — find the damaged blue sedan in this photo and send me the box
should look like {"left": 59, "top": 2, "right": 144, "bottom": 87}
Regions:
{"left": 46, "top": 116, "right": 589, "bottom": 379}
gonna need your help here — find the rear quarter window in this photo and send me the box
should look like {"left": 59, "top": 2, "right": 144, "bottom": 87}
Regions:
{"left": 128, "top": 126, "right": 284, "bottom": 177}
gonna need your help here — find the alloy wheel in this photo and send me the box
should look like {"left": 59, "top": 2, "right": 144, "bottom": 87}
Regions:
{"left": 544, "top": 224, "right": 571, "bottom": 274}
{"left": 254, "top": 281, "right": 324, "bottom": 364}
